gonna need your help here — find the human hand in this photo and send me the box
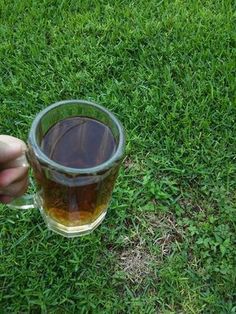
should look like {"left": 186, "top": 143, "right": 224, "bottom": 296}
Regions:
{"left": 0, "top": 135, "right": 29, "bottom": 204}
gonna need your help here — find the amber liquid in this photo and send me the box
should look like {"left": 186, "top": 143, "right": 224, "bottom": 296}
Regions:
{"left": 38, "top": 117, "right": 118, "bottom": 226}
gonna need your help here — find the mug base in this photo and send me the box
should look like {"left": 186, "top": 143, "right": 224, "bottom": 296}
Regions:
{"left": 39, "top": 207, "right": 107, "bottom": 237}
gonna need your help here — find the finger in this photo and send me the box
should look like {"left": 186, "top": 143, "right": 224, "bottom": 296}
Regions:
{"left": 0, "top": 135, "right": 26, "bottom": 164}
{"left": 0, "top": 195, "right": 13, "bottom": 204}
{"left": 3, "top": 154, "right": 29, "bottom": 169}
{"left": 0, "top": 177, "right": 28, "bottom": 197}
{"left": 0, "top": 167, "right": 28, "bottom": 188}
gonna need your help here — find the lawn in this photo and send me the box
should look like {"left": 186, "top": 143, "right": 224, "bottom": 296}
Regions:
{"left": 0, "top": 0, "right": 235, "bottom": 313}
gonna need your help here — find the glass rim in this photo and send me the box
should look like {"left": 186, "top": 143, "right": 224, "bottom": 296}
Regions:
{"left": 28, "top": 99, "right": 125, "bottom": 174}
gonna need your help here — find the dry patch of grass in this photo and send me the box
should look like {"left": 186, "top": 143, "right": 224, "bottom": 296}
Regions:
{"left": 119, "top": 245, "right": 153, "bottom": 284}
{"left": 147, "top": 212, "right": 183, "bottom": 259}
{"left": 116, "top": 212, "right": 184, "bottom": 283}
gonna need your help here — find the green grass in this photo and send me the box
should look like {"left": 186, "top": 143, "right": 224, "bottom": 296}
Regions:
{"left": 0, "top": 0, "right": 235, "bottom": 312}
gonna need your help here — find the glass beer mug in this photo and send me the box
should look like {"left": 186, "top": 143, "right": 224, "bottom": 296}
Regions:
{"left": 10, "top": 100, "right": 125, "bottom": 237}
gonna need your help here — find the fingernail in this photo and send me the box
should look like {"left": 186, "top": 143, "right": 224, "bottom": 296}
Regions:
{"left": 0, "top": 141, "right": 22, "bottom": 153}
{"left": 13, "top": 143, "right": 24, "bottom": 154}
{"left": 14, "top": 155, "right": 29, "bottom": 168}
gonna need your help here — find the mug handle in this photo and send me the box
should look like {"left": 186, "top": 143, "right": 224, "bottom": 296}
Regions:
{"left": 10, "top": 193, "right": 35, "bottom": 209}
{"left": 7, "top": 154, "right": 35, "bottom": 209}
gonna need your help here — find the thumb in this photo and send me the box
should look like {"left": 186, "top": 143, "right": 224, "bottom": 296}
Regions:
{"left": 0, "top": 135, "right": 24, "bottom": 164}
